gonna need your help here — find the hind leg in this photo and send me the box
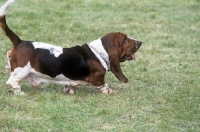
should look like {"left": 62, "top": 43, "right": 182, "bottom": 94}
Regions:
{"left": 6, "top": 73, "right": 25, "bottom": 95}
{"left": 5, "top": 63, "right": 11, "bottom": 73}
{"left": 6, "top": 77, "right": 24, "bottom": 95}
{"left": 6, "top": 62, "right": 31, "bottom": 95}
{"left": 5, "top": 49, "right": 13, "bottom": 73}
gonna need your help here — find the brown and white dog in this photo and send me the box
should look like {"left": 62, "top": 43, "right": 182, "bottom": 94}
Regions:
{"left": 0, "top": 0, "right": 142, "bottom": 95}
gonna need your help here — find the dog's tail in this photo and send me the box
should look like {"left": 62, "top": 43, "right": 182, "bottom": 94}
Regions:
{"left": 0, "top": 0, "right": 21, "bottom": 48}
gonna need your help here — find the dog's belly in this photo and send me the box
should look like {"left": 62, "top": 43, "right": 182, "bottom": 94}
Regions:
{"left": 26, "top": 69, "right": 88, "bottom": 87}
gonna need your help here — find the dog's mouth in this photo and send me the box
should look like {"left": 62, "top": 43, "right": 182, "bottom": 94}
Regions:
{"left": 125, "top": 54, "right": 136, "bottom": 60}
{"left": 120, "top": 54, "right": 136, "bottom": 62}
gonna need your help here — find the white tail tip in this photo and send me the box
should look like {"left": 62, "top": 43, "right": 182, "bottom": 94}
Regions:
{"left": 0, "top": 0, "right": 15, "bottom": 16}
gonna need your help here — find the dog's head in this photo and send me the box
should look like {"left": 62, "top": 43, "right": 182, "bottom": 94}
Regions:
{"left": 101, "top": 32, "right": 142, "bottom": 83}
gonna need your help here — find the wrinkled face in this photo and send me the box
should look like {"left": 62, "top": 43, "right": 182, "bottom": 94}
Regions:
{"left": 119, "top": 35, "right": 142, "bottom": 62}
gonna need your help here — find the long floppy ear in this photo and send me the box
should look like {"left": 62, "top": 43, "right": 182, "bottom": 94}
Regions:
{"left": 101, "top": 32, "right": 128, "bottom": 83}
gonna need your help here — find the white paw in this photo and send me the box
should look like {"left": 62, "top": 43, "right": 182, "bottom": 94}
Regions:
{"left": 63, "top": 87, "right": 75, "bottom": 94}
{"left": 14, "top": 90, "right": 25, "bottom": 95}
{"left": 97, "top": 84, "right": 115, "bottom": 94}
{"left": 101, "top": 88, "right": 115, "bottom": 94}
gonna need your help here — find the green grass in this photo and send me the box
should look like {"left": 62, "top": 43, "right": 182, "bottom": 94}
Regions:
{"left": 0, "top": 0, "right": 200, "bottom": 131}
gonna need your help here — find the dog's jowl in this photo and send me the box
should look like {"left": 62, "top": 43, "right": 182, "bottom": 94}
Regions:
{"left": 0, "top": 0, "right": 142, "bottom": 95}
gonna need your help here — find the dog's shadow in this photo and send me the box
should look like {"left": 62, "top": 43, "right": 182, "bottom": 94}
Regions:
{"left": 18, "top": 83, "right": 102, "bottom": 96}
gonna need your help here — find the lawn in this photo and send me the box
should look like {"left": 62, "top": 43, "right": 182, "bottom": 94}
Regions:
{"left": 0, "top": 0, "right": 200, "bottom": 131}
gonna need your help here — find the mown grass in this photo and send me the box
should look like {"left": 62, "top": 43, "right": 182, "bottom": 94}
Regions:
{"left": 0, "top": 0, "right": 200, "bottom": 131}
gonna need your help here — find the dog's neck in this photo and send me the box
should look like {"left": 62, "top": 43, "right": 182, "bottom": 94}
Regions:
{"left": 88, "top": 39, "right": 110, "bottom": 71}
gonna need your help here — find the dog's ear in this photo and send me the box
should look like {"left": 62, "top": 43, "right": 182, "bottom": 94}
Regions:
{"left": 101, "top": 32, "right": 128, "bottom": 83}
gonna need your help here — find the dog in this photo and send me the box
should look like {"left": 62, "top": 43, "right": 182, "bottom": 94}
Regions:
{"left": 0, "top": 0, "right": 142, "bottom": 95}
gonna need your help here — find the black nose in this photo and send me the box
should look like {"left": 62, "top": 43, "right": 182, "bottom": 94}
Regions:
{"left": 137, "top": 41, "right": 142, "bottom": 46}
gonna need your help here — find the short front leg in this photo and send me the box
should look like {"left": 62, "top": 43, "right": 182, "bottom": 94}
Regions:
{"left": 85, "top": 60, "right": 114, "bottom": 94}
{"left": 96, "top": 83, "right": 115, "bottom": 94}
{"left": 63, "top": 85, "right": 75, "bottom": 94}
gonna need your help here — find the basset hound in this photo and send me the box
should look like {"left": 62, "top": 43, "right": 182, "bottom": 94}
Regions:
{"left": 0, "top": 0, "right": 142, "bottom": 95}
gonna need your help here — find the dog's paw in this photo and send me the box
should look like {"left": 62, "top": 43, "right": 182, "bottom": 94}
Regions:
{"left": 96, "top": 84, "right": 116, "bottom": 94}
{"left": 14, "top": 90, "right": 25, "bottom": 95}
{"left": 101, "top": 88, "right": 116, "bottom": 94}
{"left": 63, "top": 86, "right": 75, "bottom": 94}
